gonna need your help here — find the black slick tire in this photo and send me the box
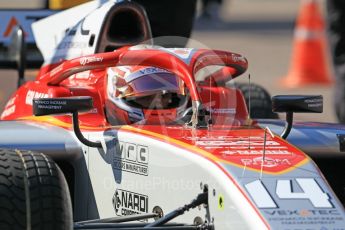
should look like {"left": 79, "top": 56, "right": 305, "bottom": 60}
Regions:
{"left": 0, "top": 149, "right": 72, "bottom": 230}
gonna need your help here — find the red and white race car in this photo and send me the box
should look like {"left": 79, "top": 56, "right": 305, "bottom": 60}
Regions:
{"left": 0, "top": 1, "right": 344, "bottom": 230}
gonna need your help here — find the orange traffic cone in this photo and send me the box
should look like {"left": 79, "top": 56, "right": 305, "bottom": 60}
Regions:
{"left": 280, "top": 0, "right": 332, "bottom": 87}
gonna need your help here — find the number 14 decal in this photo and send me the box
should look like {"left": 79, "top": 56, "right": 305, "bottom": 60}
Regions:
{"left": 245, "top": 178, "right": 333, "bottom": 208}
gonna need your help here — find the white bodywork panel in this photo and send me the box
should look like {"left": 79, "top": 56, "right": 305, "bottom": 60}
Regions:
{"left": 84, "top": 130, "right": 267, "bottom": 230}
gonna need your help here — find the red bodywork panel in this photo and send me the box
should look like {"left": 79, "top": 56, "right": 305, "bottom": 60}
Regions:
{"left": 121, "top": 125, "right": 308, "bottom": 175}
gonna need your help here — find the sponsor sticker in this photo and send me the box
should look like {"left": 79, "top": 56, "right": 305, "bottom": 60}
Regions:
{"left": 207, "top": 108, "right": 236, "bottom": 114}
{"left": 231, "top": 53, "right": 246, "bottom": 63}
{"left": 264, "top": 209, "right": 344, "bottom": 228}
{"left": 197, "top": 140, "right": 281, "bottom": 147}
{"left": 0, "top": 105, "right": 15, "bottom": 118}
{"left": 138, "top": 67, "right": 168, "bottom": 75}
{"left": 25, "top": 90, "right": 49, "bottom": 105}
{"left": 264, "top": 209, "right": 341, "bottom": 217}
{"left": 50, "top": 63, "right": 64, "bottom": 77}
{"left": 113, "top": 189, "right": 148, "bottom": 217}
{"left": 241, "top": 157, "right": 291, "bottom": 168}
{"left": 71, "top": 70, "right": 91, "bottom": 80}
{"left": 79, "top": 56, "right": 103, "bottom": 66}
{"left": 5, "top": 96, "right": 16, "bottom": 107}
{"left": 113, "top": 141, "right": 149, "bottom": 176}
{"left": 221, "top": 149, "right": 290, "bottom": 155}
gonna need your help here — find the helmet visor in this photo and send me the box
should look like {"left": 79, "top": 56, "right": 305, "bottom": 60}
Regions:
{"left": 117, "top": 72, "right": 185, "bottom": 99}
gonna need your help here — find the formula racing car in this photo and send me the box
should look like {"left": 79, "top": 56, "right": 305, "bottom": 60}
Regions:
{"left": 0, "top": 1, "right": 344, "bottom": 229}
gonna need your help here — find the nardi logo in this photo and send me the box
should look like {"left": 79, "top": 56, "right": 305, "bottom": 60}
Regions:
{"left": 113, "top": 189, "right": 148, "bottom": 216}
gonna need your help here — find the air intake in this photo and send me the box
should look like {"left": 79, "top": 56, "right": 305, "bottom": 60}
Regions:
{"left": 96, "top": 1, "right": 152, "bottom": 53}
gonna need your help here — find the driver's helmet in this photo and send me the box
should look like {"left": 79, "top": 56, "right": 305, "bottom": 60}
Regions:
{"left": 105, "top": 66, "right": 189, "bottom": 125}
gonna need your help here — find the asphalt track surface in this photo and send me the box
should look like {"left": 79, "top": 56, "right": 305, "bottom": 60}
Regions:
{"left": 0, "top": 0, "right": 337, "bottom": 123}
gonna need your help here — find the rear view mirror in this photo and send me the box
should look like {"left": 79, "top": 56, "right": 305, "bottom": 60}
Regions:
{"left": 272, "top": 95, "right": 323, "bottom": 113}
{"left": 33, "top": 96, "right": 93, "bottom": 116}
{"left": 33, "top": 97, "right": 101, "bottom": 148}
{"left": 271, "top": 95, "right": 323, "bottom": 139}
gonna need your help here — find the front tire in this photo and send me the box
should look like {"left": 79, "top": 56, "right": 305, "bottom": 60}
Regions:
{"left": 0, "top": 149, "right": 72, "bottom": 230}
